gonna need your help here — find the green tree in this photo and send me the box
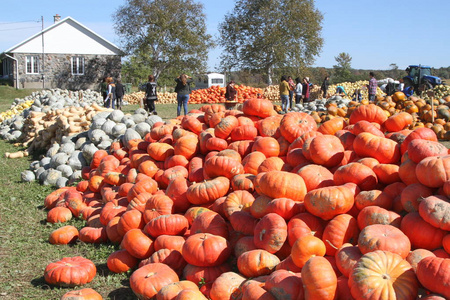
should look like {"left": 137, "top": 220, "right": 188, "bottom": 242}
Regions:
{"left": 113, "top": 0, "right": 214, "bottom": 83}
{"left": 332, "top": 52, "right": 353, "bottom": 83}
{"left": 218, "top": 0, "right": 323, "bottom": 85}
{"left": 389, "top": 63, "right": 399, "bottom": 79}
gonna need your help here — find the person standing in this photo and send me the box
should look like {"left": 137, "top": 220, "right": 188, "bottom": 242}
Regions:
{"left": 115, "top": 79, "right": 126, "bottom": 110}
{"left": 368, "top": 72, "right": 377, "bottom": 102}
{"left": 352, "top": 89, "right": 362, "bottom": 102}
{"left": 100, "top": 76, "right": 108, "bottom": 102}
{"left": 144, "top": 75, "right": 158, "bottom": 115}
{"left": 225, "top": 80, "right": 237, "bottom": 101}
{"left": 294, "top": 77, "right": 303, "bottom": 105}
{"left": 385, "top": 79, "right": 395, "bottom": 96}
{"left": 302, "top": 77, "right": 310, "bottom": 103}
{"left": 279, "top": 75, "right": 290, "bottom": 113}
{"left": 287, "top": 76, "right": 296, "bottom": 109}
{"left": 321, "top": 76, "right": 329, "bottom": 99}
{"left": 104, "top": 77, "right": 116, "bottom": 109}
{"left": 175, "top": 74, "right": 193, "bottom": 116}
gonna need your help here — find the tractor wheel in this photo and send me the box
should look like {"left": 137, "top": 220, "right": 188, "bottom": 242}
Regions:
{"left": 423, "top": 80, "right": 433, "bottom": 90}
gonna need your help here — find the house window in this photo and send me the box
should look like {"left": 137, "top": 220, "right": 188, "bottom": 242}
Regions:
{"left": 26, "top": 56, "right": 39, "bottom": 74}
{"left": 71, "top": 56, "right": 84, "bottom": 75}
{"left": 211, "top": 78, "right": 223, "bottom": 84}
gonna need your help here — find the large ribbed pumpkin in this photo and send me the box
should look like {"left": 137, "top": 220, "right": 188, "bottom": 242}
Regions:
{"left": 255, "top": 171, "right": 306, "bottom": 202}
{"left": 418, "top": 195, "right": 450, "bottom": 231}
{"left": 303, "top": 184, "right": 355, "bottom": 220}
{"left": 349, "top": 104, "right": 387, "bottom": 125}
{"left": 400, "top": 127, "right": 438, "bottom": 154}
{"left": 242, "top": 98, "right": 276, "bottom": 118}
{"left": 301, "top": 256, "right": 337, "bottom": 300}
{"left": 400, "top": 212, "right": 447, "bottom": 250}
{"left": 353, "top": 132, "right": 401, "bottom": 164}
{"left": 280, "top": 112, "right": 317, "bottom": 143}
{"left": 416, "top": 256, "right": 450, "bottom": 299}
{"left": 44, "top": 256, "right": 96, "bottom": 287}
{"left": 130, "top": 262, "right": 179, "bottom": 300}
{"left": 384, "top": 112, "right": 413, "bottom": 132}
{"left": 182, "top": 233, "right": 231, "bottom": 267}
{"left": 358, "top": 224, "right": 411, "bottom": 259}
{"left": 237, "top": 249, "right": 280, "bottom": 278}
{"left": 415, "top": 155, "right": 450, "bottom": 188}
{"left": 349, "top": 250, "right": 418, "bottom": 300}
{"left": 407, "top": 139, "right": 448, "bottom": 164}
{"left": 186, "top": 177, "right": 230, "bottom": 205}
{"left": 204, "top": 155, "right": 244, "bottom": 179}
{"left": 333, "top": 162, "right": 378, "bottom": 191}
{"left": 297, "top": 164, "right": 334, "bottom": 192}
{"left": 309, "top": 135, "right": 345, "bottom": 168}
{"left": 253, "top": 213, "right": 287, "bottom": 254}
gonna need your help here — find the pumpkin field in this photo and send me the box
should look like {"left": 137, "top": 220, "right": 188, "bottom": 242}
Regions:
{"left": 1, "top": 85, "right": 450, "bottom": 300}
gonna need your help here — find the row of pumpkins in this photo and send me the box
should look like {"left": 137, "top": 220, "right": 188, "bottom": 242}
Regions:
{"left": 123, "top": 85, "right": 264, "bottom": 105}
{"left": 41, "top": 98, "right": 450, "bottom": 299}
{"left": 294, "top": 91, "right": 450, "bottom": 141}
{"left": 123, "top": 82, "right": 450, "bottom": 142}
{"left": 122, "top": 81, "right": 380, "bottom": 106}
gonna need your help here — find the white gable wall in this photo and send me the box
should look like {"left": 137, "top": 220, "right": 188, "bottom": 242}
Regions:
{"left": 11, "top": 19, "right": 119, "bottom": 55}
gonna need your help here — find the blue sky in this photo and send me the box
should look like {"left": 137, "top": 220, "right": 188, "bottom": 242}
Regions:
{"left": 1, "top": 0, "right": 449, "bottom": 72}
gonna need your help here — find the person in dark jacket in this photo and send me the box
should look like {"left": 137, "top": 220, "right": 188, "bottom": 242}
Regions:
{"left": 175, "top": 74, "right": 193, "bottom": 116}
{"left": 144, "top": 75, "right": 158, "bottom": 115}
{"left": 225, "top": 80, "right": 237, "bottom": 101}
{"left": 100, "top": 76, "right": 108, "bottom": 101}
{"left": 385, "top": 79, "right": 396, "bottom": 96}
{"left": 115, "top": 79, "right": 126, "bottom": 110}
{"left": 321, "top": 76, "right": 329, "bottom": 98}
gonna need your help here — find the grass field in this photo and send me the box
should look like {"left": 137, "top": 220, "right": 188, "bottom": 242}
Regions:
{"left": 0, "top": 87, "right": 207, "bottom": 299}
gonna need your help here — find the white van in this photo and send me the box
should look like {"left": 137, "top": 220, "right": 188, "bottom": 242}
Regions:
{"left": 194, "top": 73, "right": 226, "bottom": 89}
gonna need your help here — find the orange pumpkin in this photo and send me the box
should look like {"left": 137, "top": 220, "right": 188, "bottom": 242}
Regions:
{"left": 130, "top": 263, "right": 179, "bottom": 299}
{"left": 291, "top": 235, "right": 326, "bottom": 268}
{"left": 304, "top": 185, "right": 355, "bottom": 220}
{"left": 255, "top": 170, "right": 306, "bottom": 202}
{"left": 301, "top": 256, "right": 337, "bottom": 300}
{"left": 279, "top": 112, "right": 317, "bottom": 143}
{"left": 353, "top": 132, "right": 401, "bottom": 164}
{"left": 349, "top": 250, "right": 418, "bottom": 300}
{"left": 358, "top": 224, "right": 411, "bottom": 259}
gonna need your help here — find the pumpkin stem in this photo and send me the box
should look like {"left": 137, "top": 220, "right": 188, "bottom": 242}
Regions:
{"left": 325, "top": 239, "right": 338, "bottom": 250}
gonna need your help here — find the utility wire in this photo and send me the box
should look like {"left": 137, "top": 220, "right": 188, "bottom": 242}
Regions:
{"left": 0, "top": 20, "right": 40, "bottom": 25}
{"left": 0, "top": 26, "right": 41, "bottom": 32}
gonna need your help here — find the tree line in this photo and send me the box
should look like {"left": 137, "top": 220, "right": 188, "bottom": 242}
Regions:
{"left": 114, "top": 0, "right": 448, "bottom": 90}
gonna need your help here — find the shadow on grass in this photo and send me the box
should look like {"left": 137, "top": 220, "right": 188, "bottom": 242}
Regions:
{"left": 30, "top": 276, "right": 52, "bottom": 290}
{"left": 108, "top": 287, "right": 135, "bottom": 300}
{"left": 95, "top": 263, "right": 110, "bottom": 277}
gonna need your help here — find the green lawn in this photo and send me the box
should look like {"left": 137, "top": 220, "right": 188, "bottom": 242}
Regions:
{"left": 0, "top": 87, "right": 209, "bottom": 299}
{"left": 0, "top": 86, "right": 36, "bottom": 112}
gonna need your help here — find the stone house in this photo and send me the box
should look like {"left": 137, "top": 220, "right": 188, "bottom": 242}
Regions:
{"left": 0, "top": 15, "right": 122, "bottom": 90}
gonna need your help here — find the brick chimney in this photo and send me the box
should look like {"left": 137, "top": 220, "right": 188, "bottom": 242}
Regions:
{"left": 53, "top": 14, "right": 61, "bottom": 23}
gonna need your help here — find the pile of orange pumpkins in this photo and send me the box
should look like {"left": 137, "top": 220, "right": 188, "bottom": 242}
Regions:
{"left": 318, "top": 91, "right": 450, "bottom": 141}
{"left": 188, "top": 85, "right": 263, "bottom": 104}
{"left": 43, "top": 98, "right": 450, "bottom": 299}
